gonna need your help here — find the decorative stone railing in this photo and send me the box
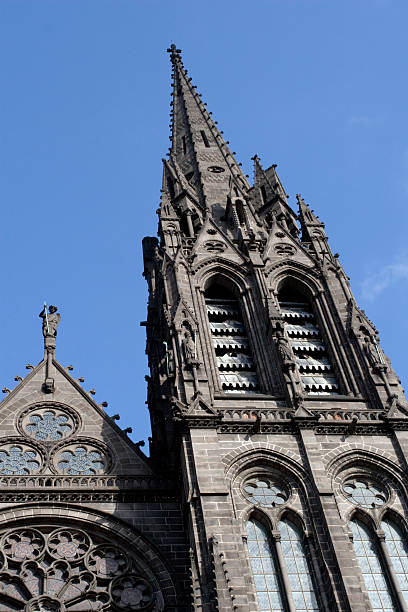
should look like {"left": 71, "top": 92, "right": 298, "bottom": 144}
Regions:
{"left": 0, "top": 475, "right": 173, "bottom": 489}
{"left": 220, "top": 408, "right": 386, "bottom": 423}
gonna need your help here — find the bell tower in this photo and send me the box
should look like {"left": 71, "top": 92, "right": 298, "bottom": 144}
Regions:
{"left": 143, "top": 46, "right": 408, "bottom": 611}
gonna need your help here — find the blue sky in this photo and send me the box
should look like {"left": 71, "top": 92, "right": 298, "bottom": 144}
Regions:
{"left": 1, "top": 0, "right": 407, "bottom": 446}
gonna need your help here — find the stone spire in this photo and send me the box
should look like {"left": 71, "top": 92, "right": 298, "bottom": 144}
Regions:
{"left": 167, "top": 44, "right": 250, "bottom": 212}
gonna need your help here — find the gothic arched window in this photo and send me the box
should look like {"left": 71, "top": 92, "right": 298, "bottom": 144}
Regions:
{"left": 382, "top": 518, "right": 408, "bottom": 606}
{"left": 246, "top": 518, "right": 285, "bottom": 611}
{"left": 205, "top": 282, "right": 259, "bottom": 393}
{"left": 245, "top": 517, "right": 320, "bottom": 611}
{"left": 277, "top": 285, "right": 339, "bottom": 395}
{"left": 349, "top": 518, "right": 396, "bottom": 611}
{"left": 278, "top": 518, "right": 320, "bottom": 611}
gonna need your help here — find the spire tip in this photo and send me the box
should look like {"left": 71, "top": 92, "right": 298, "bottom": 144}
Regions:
{"left": 167, "top": 44, "right": 182, "bottom": 63}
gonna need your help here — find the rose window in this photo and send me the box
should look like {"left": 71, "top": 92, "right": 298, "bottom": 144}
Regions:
{"left": 343, "top": 480, "right": 387, "bottom": 508}
{"left": 0, "top": 525, "right": 156, "bottom": 610}
{"left": 0, "top": 445, "right": 41, "bottom": 475}
{"left": 243, "top": 478, "right": 288, "bottom": 507}
{"left": 26, "top": 410, "right": 73, "bottom": 441}
{"left": 56, "top": 446, "right": 106, "bottom": 475}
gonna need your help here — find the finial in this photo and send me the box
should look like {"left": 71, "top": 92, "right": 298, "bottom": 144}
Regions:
{"left": 296, "top": 193, "right": 305, "bottom": 204}
{"left": 167, "top": 44, "right": 182, "bottom": 63}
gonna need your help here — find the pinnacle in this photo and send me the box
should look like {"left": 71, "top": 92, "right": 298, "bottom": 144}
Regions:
{"left": 167, "top": 44, "right": 182, "bottom": 64}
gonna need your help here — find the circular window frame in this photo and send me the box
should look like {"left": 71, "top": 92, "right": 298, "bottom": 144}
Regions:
{"left": 17, "top": 402, "right": 81, "bottom": 442}
{"left": 341, "top": 476, "right": 390, "bottom": 509}
{"left": 241, "top": 474, "right": 291, "bottom": 509}
{"left": 50, "top": 437, "right": 113, "bottom": 475}
{"left": 0, "top": 436, "right": 46, "bottom": 476}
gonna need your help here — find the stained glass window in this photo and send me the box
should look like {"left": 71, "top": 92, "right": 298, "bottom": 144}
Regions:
{"left": 245, "top": 519, "right": 285, "bottom": 611}
{"left": 349, "top": 519, "right": 395, "bottom": 612}
{"left": 278, "top": 519, "right": 320, "bottom": 611}
{"left": 382, "top": 518, "right": 408, "bottom": 606}
{"left": 344, "top": 481, "right": 387, "bottom": 508}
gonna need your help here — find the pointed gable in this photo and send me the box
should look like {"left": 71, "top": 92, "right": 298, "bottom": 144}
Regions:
{"left": 0, "top": 359, "right": 154, "bottom": 478}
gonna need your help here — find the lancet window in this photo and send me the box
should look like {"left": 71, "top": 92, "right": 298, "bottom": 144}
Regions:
{"left": 278, "top": 286, "right": 339, "bottom": 394}
{"left": 245, "top": 517, "right": 320, "bottom": 611}
{"left": 205, "top": 282, "right": 259, "bottom": 393}
{"left": 343, "top": 473, "right": 408, "bottom": 610}
{"left": 349, "top": 518, "right": 396, "bottom": 611}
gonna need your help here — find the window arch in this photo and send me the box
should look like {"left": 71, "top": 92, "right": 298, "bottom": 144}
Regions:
{"left": 277, "top": 282, "right": 339, "bottom": 395}
{"left": 205, "top": 281, "right": 259, "bottom": 393}
{"left": 349, "top": 517, "right": 396, "bottom": 611}
{"left": 245, "top": 516, "right": 321, "bottom": 611}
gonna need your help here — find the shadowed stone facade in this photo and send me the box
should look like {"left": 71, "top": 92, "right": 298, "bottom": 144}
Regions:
{"left": 1, "top": 46, "right": 408, "bottom": 611}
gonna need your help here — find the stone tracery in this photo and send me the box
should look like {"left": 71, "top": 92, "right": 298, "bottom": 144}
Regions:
{"left": 0, "top": 526, "right": 156, "bottom": 611}
{"left": 56, "top": 447, "right": 105, "bottom": 475}
{"left": 0, "top": 446, "right": 41, "bottom": 475}
{"left": 26, "top": 410, "right": 73, "bottom": 442}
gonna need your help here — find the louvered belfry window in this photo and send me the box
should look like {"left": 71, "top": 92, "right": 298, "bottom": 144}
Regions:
{"left": 205, "top": 284, "right": 259, "bottom": 393}
{"left": 278, "top": 288, "right": 338, "bottom": 395}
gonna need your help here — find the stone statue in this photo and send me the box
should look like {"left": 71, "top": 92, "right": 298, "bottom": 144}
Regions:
{"left": 182, "top": 330, "right": 196, "bottom": 365}
{"left": 276, "top": 336, "right": 293, "bottom": 363}
{"left": 364, "top": 336, "right": 383, "bottom": 367}
{"left": 39, "top": 305, "right": 61, "bottom": 338}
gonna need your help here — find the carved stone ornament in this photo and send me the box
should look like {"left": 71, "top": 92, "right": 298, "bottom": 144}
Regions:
{"left": 204, "top": 240, "right": 225, "bottom": 253}
{"left": 274, "top": 243, "right": 296, "bottom": 257}
{"left": 50, "top": 439, "right": 112, "bottom": 475}
{"left": 18, "top": 403, "right": 80, "bottom": 442}
{"left": 0, "top": 524, "right": 157, "bottom": 610}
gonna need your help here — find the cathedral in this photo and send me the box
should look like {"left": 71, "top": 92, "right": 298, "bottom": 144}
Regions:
{"left": 0, "top": 45, "right": 408, "bottom": 612}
